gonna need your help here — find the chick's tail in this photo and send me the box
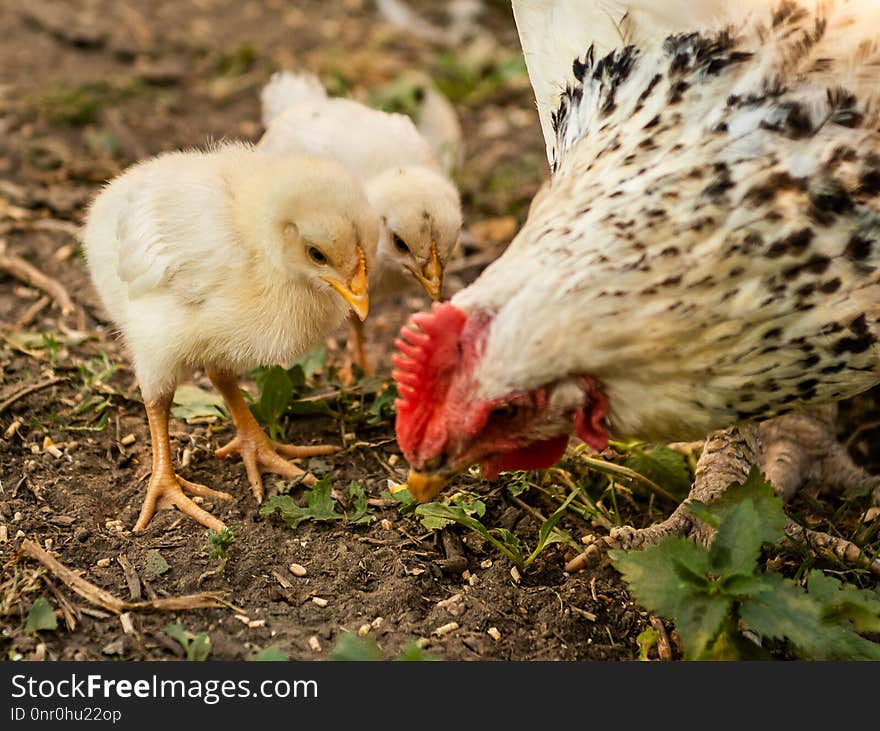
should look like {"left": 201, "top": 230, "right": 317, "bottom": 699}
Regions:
{"left": 260, "top": 71, "right": 328, "bottom": 127}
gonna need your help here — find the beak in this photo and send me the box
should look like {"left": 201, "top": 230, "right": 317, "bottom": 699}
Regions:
{"left": 412, "top": 243, "right": 443, "bottom": 301}
{"left": 406, "top": 468, "right": 449, "bottom": 502}
{"left": 323, "top": 246, "right": 369, "bottom": 321}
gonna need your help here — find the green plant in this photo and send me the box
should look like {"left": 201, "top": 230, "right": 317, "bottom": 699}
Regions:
{"left": 24, "top": 597, "right": 58, "bottom": 634}
{"left": 206, "top": 526, "right": 237, "bottom": 563}
{"left": 329, "top": 633, "right": 438, "bottom": 661}
{"left": 260, "top": 476, "right": 374, "bottom": 528}
{"left": 164, "top": 622, "right": 212, "bottom": 661}
{"left": 610, "top": 468, "right": 880, "bottom": 660}
{"left": 414, "top": 489, "right": 580, "bottom": 568}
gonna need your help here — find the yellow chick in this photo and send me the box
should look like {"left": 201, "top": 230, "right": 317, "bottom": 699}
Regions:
{"left": 82, "top": 142, "right": 378, "bottom": 532}
{"left": 259, "top": 72, "right": 462, "bottom": 372}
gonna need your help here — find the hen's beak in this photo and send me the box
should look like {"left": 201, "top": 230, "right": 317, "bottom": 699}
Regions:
{"left": 406, "top": 469, "right": 448, "bottom": 502}
{"left": 323, "top": 246, "right": 369, "bottom": 321}
{"left": 412, "top": 243, "right": 443, "bottom": 301}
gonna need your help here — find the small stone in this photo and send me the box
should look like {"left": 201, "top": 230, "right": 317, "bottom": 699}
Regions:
{"left": 120, "top": 433, "right": 137, "bottom": 446}
{"left": 311, "top": 596, "right": 328, "bottom": 607}
{"left": 510, "top": 566, "right": 521, "bottom": 583}
{"left": 96, "top": 558, "right": 111, "bottom": 568}
{"left": 380, "top": 518, "right": 393, "bottom": 531}
{"left": 487, "top": 627, "right": 501, "bottom": 642}
{"left": 479, "top": 559, "right": 493, "bottom": 569}
{"left": 357, "top": 623, "right": 371, "bottom": 637}
{"left": 387, "top": 454, "right": 399, "bottom": 467}
{"left": 12, "top": 512, "right": 22, "bottom": 523}
{"left": 370, "top": 616, "right": 384, "bottom": 629}
{"left": 308, "top": 636, "right": 322, "bottom": 653}
{"left": 289, "top": 562, "right": 307, "bottom": 577}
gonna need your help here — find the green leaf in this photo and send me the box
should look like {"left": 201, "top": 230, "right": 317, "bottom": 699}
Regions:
{"left": 346, "top": 482, "right": 374, "bottom": 526}
{"left": 249, "top": 644, "right": 289, "bottom": 662}
{"left": 415, "top": 502, "right": 524, "bottom": 565}
{"left": 260, "top": 475, "right": 343, "bottom": 528}
{"left": 624, "top": 445, "right": 692, "bottom": 499}
{"left": 307, "top": 475, "right": 344, "bottom": 522}
{"left": 25, "top": 597, "right": 58, "bottom": 633}
{"left": 164, "top": 622, "right": 188, "bottom": 647}
{"left": 610, "top": 537, "right": 712, "bottom": 618}
{"left": 144, "top": 550, "right": 170, "bottom": 578}
{"left": 524, "top": 489, "right": 579, "bottom": 567}
{"left": 260, "top": 494, "right": 312, "bottom": 528}
{"left": 739, "top": 573, "right": 880, "bottom": 660}
{"left": 692, "top": 467, "right": 785, "bottom": 545}
{"left": 707, "top": 499, "right": 765, "bottom": 578}
{"left": 171, "top": 384, "right": 226, "bottom": 422}
{"left": 806, "top": 571, "right": 880, "bottom": 634}
{"left": 206, "top": 526, "right": 236, "bottom": 561}
{"left": 288, "top": 399, "right": 335, "bottom": 417}
{"left": 636, "top": 627, "right": 659, "bottom": 661}
{"left": 394, "top": 641, "right": 440, "bottom": 661}
{"left": 329, "top": 634, "right": 383, "bottom": 661}
{"left": 366, "top": 383, "right": 398, "bottom": 425}
{"left": 675, "top": 594, "right": 735, "bottom": 660}
{"left": 188, "top": 632, "right": 212, "bottom": 661}
{"left": 449, "top": 492, "right": 486, "bottom": 518}
{"left": 255, "top": 366, "right": 295, "bottom": 440}
{"left": 292, "top": 346, "right": 327, "bottom": 381}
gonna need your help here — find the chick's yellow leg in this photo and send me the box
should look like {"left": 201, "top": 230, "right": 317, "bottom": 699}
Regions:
{"left": 133, "top": 391, "right": 231, "bottom": 533}
{"left": 207, "top": 368, "right": 338, "bottom": 502}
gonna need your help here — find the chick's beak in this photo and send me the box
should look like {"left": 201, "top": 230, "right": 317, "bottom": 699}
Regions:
{"left": 406, "top": 469, "right": 449, "bottom": 502}
{"left": 413, "top": 243, "right": 443, "bottom": 301}
{"left": 323, "top": 246, "right": 369, "bottom": 321}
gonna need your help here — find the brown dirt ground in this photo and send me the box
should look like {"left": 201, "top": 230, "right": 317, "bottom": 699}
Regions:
{"left": 1, "top": 0, "right": 878, "bottom": 663}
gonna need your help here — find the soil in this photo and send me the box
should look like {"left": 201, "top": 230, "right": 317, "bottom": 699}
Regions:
{"left": 1, "top": 0, "right": 877, "bottom": 663}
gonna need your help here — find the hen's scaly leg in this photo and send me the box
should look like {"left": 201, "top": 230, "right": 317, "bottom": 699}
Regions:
{"left": 568, "top": 410, "right": 880, "bottom": 574}
{"left": 207, "top": 367, "right": 338, "bottom": 502}
{"left": 133, "top": 391, "right": 231, "bottom": 533}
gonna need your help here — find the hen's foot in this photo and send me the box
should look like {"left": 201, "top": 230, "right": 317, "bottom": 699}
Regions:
{"left": 207, "top": 367, "right": 338, "bottom": 502}
{"left": 568, "top": 409, "right": 880, "bottom": 574}
{"left": 134, "top": 471, "right": 231, "bottom": 533}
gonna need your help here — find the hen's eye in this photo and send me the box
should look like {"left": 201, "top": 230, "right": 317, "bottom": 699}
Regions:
{"left": 307, "top": 246, "right": 328, "bottom": 265}
{"left": 392, "top": 233, "right": 410, "bottom": 254}
{"left": 490, "top": 404, "right": 517, "bottom": 420}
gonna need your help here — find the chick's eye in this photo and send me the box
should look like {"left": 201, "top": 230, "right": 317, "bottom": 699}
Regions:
{"left": 307, "top": 246, "right": 328, "bottom": 265}
{"left": 392, "top": 233, "right": 410, "bottom": 254}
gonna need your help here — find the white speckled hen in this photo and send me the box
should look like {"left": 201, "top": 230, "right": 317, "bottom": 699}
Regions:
{"left": 83, "top": 143, "right": 378, "bottom": 531}
{"left": 258, "top": 71, "right": 462, "bottom": 372}
{"left": 394, "top": 0, "right": 880, "bottom": 501}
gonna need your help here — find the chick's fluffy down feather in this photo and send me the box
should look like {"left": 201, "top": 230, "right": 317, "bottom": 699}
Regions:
{"left": 82, "top": 142, "right": 378, "bottom": 399}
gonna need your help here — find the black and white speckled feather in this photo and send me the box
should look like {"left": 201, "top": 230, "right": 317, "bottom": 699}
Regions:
{"left": 453, "top": 0, "right": 880, "bottom": 442}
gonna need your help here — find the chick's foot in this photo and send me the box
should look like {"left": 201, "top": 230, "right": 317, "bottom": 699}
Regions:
{"left": 134, "top": 392, "right": 231, "bottom": 533}
{"left": 134, "top": 472, "right": 231, "bottom": 533}
{"left": 208, "top": 368, "right": 338, "bottom": 501}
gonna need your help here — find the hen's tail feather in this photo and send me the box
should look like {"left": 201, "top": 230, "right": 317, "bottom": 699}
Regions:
{"left": 260, "top": 71, "right": 328, "bottom": 127}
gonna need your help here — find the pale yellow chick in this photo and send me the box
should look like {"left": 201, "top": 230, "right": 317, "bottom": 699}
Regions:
{"left": 82, "top": 142, "right": 378, "bottom": 532}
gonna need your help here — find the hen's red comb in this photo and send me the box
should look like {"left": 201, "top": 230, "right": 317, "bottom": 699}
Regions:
{"left": 392, "top": 302, "right": 468, "bottom": 464}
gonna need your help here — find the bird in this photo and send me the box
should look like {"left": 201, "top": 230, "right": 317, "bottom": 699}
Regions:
{"left": 81, "top": 142, "right": 379, "bottom": 532}
{"left": 257, "top": 71, "right": 462, "bottom": 373}
{"left": 393, "top": 0, "right": 880, "bottom": 503}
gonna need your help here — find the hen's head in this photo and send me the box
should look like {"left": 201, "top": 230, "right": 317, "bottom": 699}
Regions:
{"left": 367, "top": 166, "right": 461, "bottom": 301}
{"left": 393, "top": 302, "right": 608, "bottom": 501}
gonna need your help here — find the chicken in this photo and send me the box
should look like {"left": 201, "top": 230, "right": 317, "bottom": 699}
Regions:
{"left": 394, "top": 0, "right": 880, "bottom": 505}
{"left": 82, "top": 143, "right": 378, "bottom": 531}
{"left": 257, "top": 71, "right": 462, "bottom": 372}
